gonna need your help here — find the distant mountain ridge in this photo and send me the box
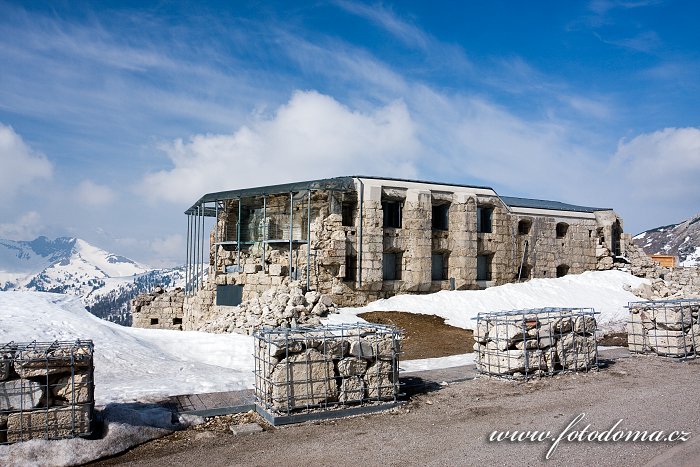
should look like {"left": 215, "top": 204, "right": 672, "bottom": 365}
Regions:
{"left": 633, "top": 213, "right": 700, "bottom": 267}
{"left": 0, "top": 236, "right": 184, "bottom": 324}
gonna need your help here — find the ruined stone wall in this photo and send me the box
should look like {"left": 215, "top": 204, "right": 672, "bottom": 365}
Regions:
{"left": 131, "top": 287, "right": 185, "bottom": 330}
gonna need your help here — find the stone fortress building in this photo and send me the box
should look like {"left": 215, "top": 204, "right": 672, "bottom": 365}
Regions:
{"left": 156, "top": 176, "right": 626, "bottom": 331}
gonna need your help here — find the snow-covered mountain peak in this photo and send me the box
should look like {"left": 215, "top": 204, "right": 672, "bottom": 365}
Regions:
{"left": 633, "top": 213, "right": 700, "bottom": 267}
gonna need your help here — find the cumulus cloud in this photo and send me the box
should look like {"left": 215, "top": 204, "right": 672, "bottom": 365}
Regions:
{"left": 0, "top": 123, "right": 52, "bottom": 199}
{"left": 75, "top": 180, "right": 117, "bottom": 207}
{"left": 0, "top": 211, "right": 43, "bottom": 240}
{"left": 139, "top": 91, "right": 421, "bottom": 204}
{"left": 611, "top": 127, "right": 700, "bottom": 200}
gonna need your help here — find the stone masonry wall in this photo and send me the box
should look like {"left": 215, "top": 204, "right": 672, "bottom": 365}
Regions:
{"left": 131, "top": 287, "right": 185, "bottom": 330}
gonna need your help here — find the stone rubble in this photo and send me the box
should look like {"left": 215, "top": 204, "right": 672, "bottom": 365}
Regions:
{"left": 627, "top": 301, "right": 700, "bottom": 356}
{"left": 0, "top": 342, "right": 93, "bottom": 444}
{"left": 196, "top": 281, "right": 339, "bottom": 335}
{"left": 255, "top": 326, "right": 400, "bottom": 413}
{"left": 474, "top": 311, "right": 597, "bottom": 377}
{"left": 130, "top": 287, "right": 186, "bottom": 330}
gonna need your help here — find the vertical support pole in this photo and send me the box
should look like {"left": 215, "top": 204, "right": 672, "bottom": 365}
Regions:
{"left": 185, "top": 214, "right": 190, "bottom": 295}
{"left": 214, "top": 201, "right": 219, "bottom": 275}
{"left": 358, "top": 179, "right": 364, "bottom": 287}
{"left": 306, "top": 189, "right": 311, "bottom": 290}
{"left": 289, "top": 191, "right": 293, "bottom": 281}
{"left": 262, "top": 195, "right": 267, "bottom": 269}
{"left": 194, "top": 205, "right": 200, "bottom": 292}
{"left": 237, "top": 197, "right": 241, "bottom": 268}
{"left": 201, "top": 202, "right": 206, "bottom": 289}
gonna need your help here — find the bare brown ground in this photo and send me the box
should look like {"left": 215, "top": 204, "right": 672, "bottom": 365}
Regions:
{"left": 358, "top": 311, "right": 474, "bottom": 360}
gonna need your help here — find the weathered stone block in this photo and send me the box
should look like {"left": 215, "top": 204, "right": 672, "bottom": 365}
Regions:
{"left": 364, "top": 360, "right": 396, "bottom": 400}
{"left": 6, "top": 405, "right": 92, "bottom": 442}
{"left": 14, "top": 347, "right": 91, "bottom": 378}
{"left": 555, "top": 334, "right": 596, "bottom": 370}
{"left": 647, "top": 329, "right": 692, "bottom": 356}
{"left": 654, "top": 308, "right": 694, "bottom": 331}
{"left": 52, "top": 372, "right": 91, "bottom": 404}
{"left": 269, "top": 349, "right": 337, "bottom": 409}
{"left": 337, "top": 357, "right": 367, "bottom": 377}
{"left": 339, "top": 376, "right": 365, "bottom": 403}
{"left": 1, "top": 353, "right": 13, "bottom": 381}
{"left": 0, "top": 379, "right": 44, "bottom": 411}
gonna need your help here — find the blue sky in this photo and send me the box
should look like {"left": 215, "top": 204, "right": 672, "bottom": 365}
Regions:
{"left": 1, "top": 0, "right": 699, "bottom": 266}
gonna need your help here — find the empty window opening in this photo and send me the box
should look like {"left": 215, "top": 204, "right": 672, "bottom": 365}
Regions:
{"left": 518, "top": 219, "right": 532, "bottom": 235}
{"left": 383, "top": 252, "right": 402, "bottom": 280}
{"left": 150, "top": 318, "right": 159, "bottom": 326}
{"left": 431, "top": 253, "right": 449, "bottom": 280}
{"left": 344, "top": 255, "right": 357, "bottom": 282}
{"left": 477, "top": 207, "right": 493, "bottom": 233}
{"left": 342, "top": 201, "right": 357, "bottom": 227}
{"left": 382, "top": 200, "right": 403, "bottom": 228}
{"left": 172, "top": 317, "right": 183, "bottom": 326}
{"left": 432, "top": 204, "right": 450, "bottom": 231}
{"left": 556, "top": 222, "right": 569, "bottom": 238}
{"left": 477, "top": 254, "right": 493, "bottom": 281}
{"left": 611, "top": 220, "right": 622, "bottom": 256}
{"left": 556, "top": 264, "right": 570, "bottom": 277}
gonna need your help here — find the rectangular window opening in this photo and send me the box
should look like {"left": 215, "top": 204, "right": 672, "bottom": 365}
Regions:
{"left": 477, "top": 207, "right": 493, "bottom": 233}
{"left": 150, "top": 318, "right": 159, "bottom": 326}
{"left": 342, "top": 201, "right": 356, "bottom": 227}
{"left": 432, "top": 204, "right": 450, "bottom": 231}
{"left": 431, "top": 253, "right": 449, "bottom": 280}
{"left": 477, "top": 254, "right": 492, "bottom": 281}
{"left": 382, "top": 200, "right": 403, "bottom": 228}
{"left": 172, "top": 317, "right": 183, "bottom": 325}
{"left": 383, "top": 252, "right": 402, "bottom": 280}
{"left": 344, "top": 254, "right": 357, "bottom": 282}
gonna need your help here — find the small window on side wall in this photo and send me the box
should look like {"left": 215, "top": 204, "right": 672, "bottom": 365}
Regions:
{"left": 518, "top": 219, "right": 532, "bottom": 235}
{"left": 432, "top": 204, "right": 449, "bottom": 231}
{"left": 344, "top": 255, "right": 357, "bottom": 282}
{"left": 431, "top": 253, "right": 449, "bottom": 280}
{"left": 477, "top": 254, "right": 492, "bottom": 281}
{"left": 556, "top": 264, "right": 569, "bottom": 277}
{"left": 382, "top": 200, "right": 403, "bottom": 228}
{"left": 556, "top": 222, "right": 569, "bottom": 238}
{"left": 477, "top": 207, "right": 493, "bottom": 233}
{"left": 342, "top": 201, "right": 356, "bottom": 227}
{"left": 383, "top": 252, "right": 402, "bottom": 280}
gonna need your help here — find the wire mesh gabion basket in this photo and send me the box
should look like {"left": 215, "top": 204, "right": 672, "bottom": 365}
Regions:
{"left": 1, "top": 340, "right": 95, "bottom": 444}
{"left": 474, "top": 307, "right": 598, "bottom": 379}
{"left": 627, "top": 299, "right": 700, "bottom": 358}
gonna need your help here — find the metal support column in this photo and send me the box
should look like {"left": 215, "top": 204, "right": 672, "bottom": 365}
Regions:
{"left": 200, "top": 202, "right": 206, "bottom": 288}
{"left": 358, "top": 179, "right": 364, "bottom": 287}
{"left": 194, "top": 205, "right": 200, "bottom": 292}
{"left": 214, "top": 201, "right": 219, "bottom": 275}
{"left": 237, "top": 197, "right": 241, "bottom": 268}
{"left": 306, "top": 189, "right": 311, "bottom": 290}
{"left": 185, "top": 214, "right": 190, "bottom": 295}
{"left": 262, "top": 195, "right": 267, "bottom": 269}
{"left": 289, "top": 192, "right": 293, "bottom": 281}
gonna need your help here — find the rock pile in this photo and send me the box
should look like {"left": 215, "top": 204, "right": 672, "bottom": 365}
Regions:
{"left": 627, "top": 267, "right": 700, "bottom": 301}
{"left": 198, "top": 281, "right": 339, "bottom": 335}
{"left": 254, "top": 325, "right": 400, "bottom": 413}
{"left": 627, "top": 300, "right": 700, "bottom": 357}
{"left": 131, "top": 286, "right": 185, "bottom": 330}
{"left": 474, "top": 309, "right": 597, "bottom": 378}
{"left": 1, "top": 341, "right": 93, "bottom": 444}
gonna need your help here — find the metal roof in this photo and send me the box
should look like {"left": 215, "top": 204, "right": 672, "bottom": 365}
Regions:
{"left": 185, "top": 175, "right": 611, "bottom": 215}
{"left": 500, "top": 196, "right": 609, "bottom": 213}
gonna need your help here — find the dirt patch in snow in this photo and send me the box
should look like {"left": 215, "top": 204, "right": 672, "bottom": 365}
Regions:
{"left": 358, "top": 311, "right": 474, "bottom": 360}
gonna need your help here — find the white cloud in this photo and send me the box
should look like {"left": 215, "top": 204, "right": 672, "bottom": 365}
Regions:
{"left": 610, "top": 127, "right": 700, "bottom": 200}
{"left": 0, "top": 211, "right": 43, "bottom": 240}
{"left": 139, "top": 91, "right": 422, "bottom": 204}
{"left": 0, "top": 123, "right": 52, "bottom": 199}
{"left": 75, "top": 180, "right": 117, "bottom": 207}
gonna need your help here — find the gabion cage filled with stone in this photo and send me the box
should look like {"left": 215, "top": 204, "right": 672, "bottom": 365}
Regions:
{"left": 254, "top": 323, "right": 401, "bottom": 417}
{"left": 627, "top": 299, "right": 700, "bottom": 358}
{"left": 1, "top": 340, "right": 94, "bottom": 444}
{"left": 474, "top": 308, "right": 598, "bottom": 379}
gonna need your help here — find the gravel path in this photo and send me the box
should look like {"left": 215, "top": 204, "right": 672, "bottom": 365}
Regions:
{"left": 92, "top": 354, "right": 700, "bottom": 467}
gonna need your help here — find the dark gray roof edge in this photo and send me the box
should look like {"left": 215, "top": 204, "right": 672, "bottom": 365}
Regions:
{"left": 185, "top": 176, "right": 356, "bottom": 214}
{"left": 185, "top": 175, "right": 611, "bottom": 215}
{"left": 500, "top": 196, "right": 611, "bottom": 213}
